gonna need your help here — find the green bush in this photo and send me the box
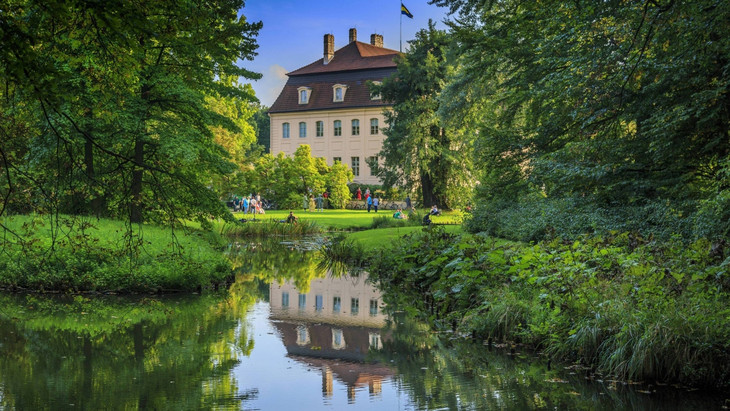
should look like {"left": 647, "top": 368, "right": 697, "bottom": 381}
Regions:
{"left": 466, "top": 196, "right": 699, "bottom": 242}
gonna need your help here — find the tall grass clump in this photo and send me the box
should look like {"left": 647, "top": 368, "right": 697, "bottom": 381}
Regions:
{"left": 219, "top": 219, "right": 321, "bottom": 237}
{"left": 317, "top": 234, "right": 367, "bottom": 276}
{"left": 369, "top": 215, "right": 421, "bottom": 229}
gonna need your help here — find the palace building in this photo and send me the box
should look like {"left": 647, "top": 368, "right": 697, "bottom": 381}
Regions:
{"left": 269, "top": 28, "right": 399, "bottom": 185}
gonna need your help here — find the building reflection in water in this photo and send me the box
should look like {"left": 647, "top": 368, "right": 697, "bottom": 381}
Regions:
{"left": 270, "top": 273, "right": 391, "bottom": 403}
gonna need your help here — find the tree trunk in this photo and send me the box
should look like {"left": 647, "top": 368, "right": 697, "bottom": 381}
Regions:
{"left": 84, "top": 136, "right": 104, "bottom": 216}
{"left": 130, "top": 84, "right": 149, "bottom": 224}
{"left": 130, "top": 135, "right": 144, "bottom": 224}
{"left": 421, "top": 172, "right": 436, "bottom": 208}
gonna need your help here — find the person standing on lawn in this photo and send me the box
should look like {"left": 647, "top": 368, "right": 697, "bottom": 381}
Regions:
{"left": 367, "top": 195, "right": 373, "bottom": 212}
{"left": 316, "top": 194, "right": 324, "bottom": 212}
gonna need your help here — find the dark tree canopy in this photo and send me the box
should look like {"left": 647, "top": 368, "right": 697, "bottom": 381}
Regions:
{"left": 434, "top": 0, "right": 730, "bottom": 240}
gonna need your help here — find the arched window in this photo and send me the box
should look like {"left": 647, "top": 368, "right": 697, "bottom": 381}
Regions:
{"left": 333, "top": 120, "right": 342, "bottom": 136}
{"left": 370, "top": 118, "right": 379, "bottom": 134}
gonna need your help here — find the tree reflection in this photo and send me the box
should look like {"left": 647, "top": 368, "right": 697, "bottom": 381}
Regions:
{"left": 0, "top": 239, "right": 329, "bottom": 410}
{"left": 373, "top": 313, "right": 718, "bottom": 410}
{"left": 0, "top": 290, "right": 255, "bottom": 410}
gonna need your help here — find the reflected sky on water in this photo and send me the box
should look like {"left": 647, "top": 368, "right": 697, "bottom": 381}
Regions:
{"left": 0, "top": 242, "right": 728, "bottom": 410}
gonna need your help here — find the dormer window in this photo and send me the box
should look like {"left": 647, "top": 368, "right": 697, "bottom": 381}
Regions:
{"left": 333, "top": 84, "right": 348, "bottom": 102}
{"left": 298, "top": 87, "right": 312, "bottom": 104}
{"left": 369, "top": 81, "right": 382, "bottom": 100}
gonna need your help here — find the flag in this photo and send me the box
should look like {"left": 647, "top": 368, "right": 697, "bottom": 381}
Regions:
{"left": 401, "top": 3, "right": 413, "bottom": 18}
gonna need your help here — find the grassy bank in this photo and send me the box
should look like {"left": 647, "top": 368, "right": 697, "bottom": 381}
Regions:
{"left": 347, "top": 224, "right": 463, "bottom": 251}
{"left": 363, "top": 227, "right": 730, "bottom": 388}
{"left": 0, "top": 214, "right": 231, "bottom": 293}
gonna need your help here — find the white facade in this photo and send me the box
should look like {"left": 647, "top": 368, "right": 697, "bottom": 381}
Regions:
{"left": 270, "top": 107, "right": 387, "bottom": 185}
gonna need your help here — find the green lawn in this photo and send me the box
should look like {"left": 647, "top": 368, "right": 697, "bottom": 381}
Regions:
{"left": 231, "top": 208, "right": 464, "bottom": 230}
{"left": 347, "top": 225, "right": 464, "bottom": 251}
{"left": 0, "top": 214, "right": 230, "bottom": 292}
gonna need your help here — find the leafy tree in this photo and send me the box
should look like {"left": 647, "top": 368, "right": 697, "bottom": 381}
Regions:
{"left": 325, "top": 160, "right": 355, "bottom": 209}
{"left": 0, "top": 0, "right": 262, "bottom": 226}
{"left": 249, "top": 104, "right": 271, "bottom": 154}
{"left": 373, "top": 21, "right": 475, "bottom": 210}
{"left": 434, "top": 0, "right": 730, "bottom": 240}
{"left": 241, "top": 145, "right": 352, "bottom": 209}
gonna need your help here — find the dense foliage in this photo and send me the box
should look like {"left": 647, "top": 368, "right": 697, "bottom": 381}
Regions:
{"left": 0, "top": 215, "right": 231, "bottom": 292}
{"left": 368, "top": 227, "right": 730, "bottom": 387}
{"left": 1, "top": 0, "right": 262, "bottom": 224}
{"left": 374, "top": 22, "right": 475, "bottom": 210}
{"left": 429, "top": 0, "right": 730, "bottom": 241}
{"left": 241, "top": 145, "right": 354, "bottom": 209}
{"left": 0, "top": 1, "right": 265, "bottom": 291}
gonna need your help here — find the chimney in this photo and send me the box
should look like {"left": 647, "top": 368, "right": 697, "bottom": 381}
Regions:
{"left": 370, "top": 34, "right": 383, "bottom": 48}
{"left": 324, "top": 33, "right": 334, "bottom": 64}
{"left": 349, "top": 28, "right": 357, "bottom": 43}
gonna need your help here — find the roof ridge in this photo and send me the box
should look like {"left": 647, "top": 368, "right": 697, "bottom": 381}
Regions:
{"left": 287, "top": 41, "right": 399, "bottom": 76}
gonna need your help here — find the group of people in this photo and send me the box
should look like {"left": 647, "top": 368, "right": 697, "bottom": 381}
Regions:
{"left": 355, "top": 187, "right": 382, "bottom": 213}
{"left": 303, "top": 192, "right": 327, "bottom": 212}
{"left": 232, "top": 194, "right": 265, "bottom": 215}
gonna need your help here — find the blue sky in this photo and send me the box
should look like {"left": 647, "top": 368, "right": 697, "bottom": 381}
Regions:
{"left": 240, "top": 0, "right": 451, "bottom": 106}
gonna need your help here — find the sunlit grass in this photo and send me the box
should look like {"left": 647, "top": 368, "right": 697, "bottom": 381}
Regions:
{"left": 0, "top": 214, "right": 230, "bottom": 292}
{"left": 230, "top": 208, "right": 464, "bottom": 230}
{"left": 347, "top": 225, "right": 464, "bottom": 251}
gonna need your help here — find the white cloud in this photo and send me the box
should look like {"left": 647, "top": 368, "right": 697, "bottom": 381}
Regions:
{"left": 252, "top": 64, "right": 289, "bottom": 107}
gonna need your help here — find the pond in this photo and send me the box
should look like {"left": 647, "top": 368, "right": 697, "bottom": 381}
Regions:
{"left": 0, "top": 241, "right": 726, "bottom": 410}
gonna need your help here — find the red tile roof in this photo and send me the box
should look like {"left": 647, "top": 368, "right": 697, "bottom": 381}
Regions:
{"left": 269, "top": 40, "right": 400, "bottom": 114}
{"left": 288, "top": 41, "right": 399, "bottom": 76}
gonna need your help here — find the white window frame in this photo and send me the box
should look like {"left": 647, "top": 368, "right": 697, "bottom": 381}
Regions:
{"left": 282, "top": 122, "right": 290, "bottom": 138}
{"left": 351, "top": 119, "right": 360, "bottom": 136}
{"left": 299, "top": 121, "right": 307, "bottom": 138}
{"left": 333, "top": 120, "right": 342, "bottom": 136}
{"left": 351, "top": 156, "right": 360, "bottom": 176}
{"left": 332, "top": 84, "right": 348, "bottom": 102}
{"left": 316, "top": 120, "right": 324, "bottom": 137}
{"left": 370, "top": 118, "right": 379, "bottom": 134}
{"left": 297, "top": 86, "right": 312, "bottom": 104}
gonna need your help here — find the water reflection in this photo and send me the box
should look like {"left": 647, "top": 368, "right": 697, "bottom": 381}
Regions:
{"left": 269, "top": 274, "right": 392, "bottom": 403}
{"left": 0, "top": 240, "right": 726, "bottom": 410}
{"left": 0, "top": 292, "right": 255, "bottom": 410}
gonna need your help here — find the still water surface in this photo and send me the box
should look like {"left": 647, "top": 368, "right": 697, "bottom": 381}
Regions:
{"left": 0, "top": 242, "right": 726, "bottom": 410}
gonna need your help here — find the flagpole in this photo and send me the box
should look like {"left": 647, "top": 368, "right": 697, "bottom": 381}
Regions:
{"left": 399, "top": 2, "right": 402, "bottom": 52}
